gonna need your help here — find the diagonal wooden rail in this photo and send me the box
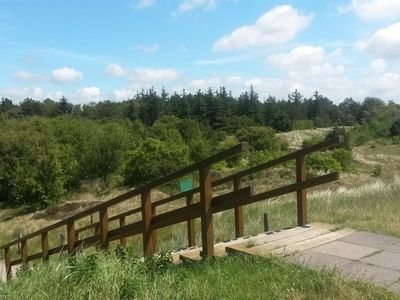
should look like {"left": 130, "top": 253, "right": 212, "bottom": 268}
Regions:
{"left": 1, "top": 136, "right": 343, "bottom": 280}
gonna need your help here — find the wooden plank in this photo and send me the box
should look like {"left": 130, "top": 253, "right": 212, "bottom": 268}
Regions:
{"left": 99, "top": 208, "right": 109, "bottom": 250}
{"left": 233, "top": 177, "right": 244, "bottom": 238}
{"left": 215, "top": 173, "right": 339, "bottom": 212}
{"left": 271, "top": 228, "right": 356, "bottom": 255}
{"left": 142, "top": 190, "right": 156, "bottom": 257}
{"left": 213, "top": 136, "right": 343, "bottom": 187}
{"left": 41, "top": 231, "right": 49, "bottom": 261}
{"left": 119, "top": 216, "right": 127, "bottom": 247}
{"left": 186, "top": 194, "right": 196, "bottom": 247}
{"left": 296, "top": 155, "right": 307, "bottom": 226}
{"left": 67, "top": 221, "right": 76, "bottom": 254}
{"left": 4, "top": 246, "right": 11, "bottom": 281}
{"left": 107, "top": 221, "right": 143, "bottom": 242}
{"left": 20, "top": 240, "right": 28, "bottom": 265}
{"left": 200, "top": 165, "right": 214, "bottom": 257}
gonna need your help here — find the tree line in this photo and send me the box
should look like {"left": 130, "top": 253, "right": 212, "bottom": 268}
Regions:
{"left": 1, "top": 86, "right": 400, "bottom": 208}
{"left": 2, "top": 87, "right": 399, "bottom": 132}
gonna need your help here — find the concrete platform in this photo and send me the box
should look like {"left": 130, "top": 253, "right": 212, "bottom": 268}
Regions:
{"left": 172, "top": 223, "right": 400, "bottom": 293}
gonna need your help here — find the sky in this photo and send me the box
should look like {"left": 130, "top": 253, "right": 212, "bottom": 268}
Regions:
{"left": 1, "top": 0, "right": 400, "bottom": 104}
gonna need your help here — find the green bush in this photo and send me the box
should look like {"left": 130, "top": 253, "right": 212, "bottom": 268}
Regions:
{"left": 293, "top": 119, "right": 314, "bottom": 130}
{"left": 390, "top": 119, "right": 400, "bottom": 137}
{"left": 306, "top": 152, "right": 343, "bottom": 172}
{"left": 123, "top": 138, "right": 191, "bottom": 186}
{"left": 236, "top": 126, "right": 283, "bottom": 152}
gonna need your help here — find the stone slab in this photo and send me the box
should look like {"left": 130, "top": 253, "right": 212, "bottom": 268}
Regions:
{"left": 312, "top": 240, "right": 379, "bottom": 260}
{"left": 361, "top": 251, "right": 400, "bottom": 271}
{"left": 340, "top": 232, "right": 400, "bottom": 253}
{"left": 336, "top": 260, "right": 400, "bottom": 287}
{"left": 286, "top": 250, "right": 352, "bottom": 270}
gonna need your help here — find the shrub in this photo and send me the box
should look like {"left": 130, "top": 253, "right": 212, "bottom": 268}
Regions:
{"left": 124, "top": 138, "right": 191, "bottom": 186}
{"left": 390, "top": 119, "right": 400, "bottom": 137}
{"left": 372, "top": 165, "right": 383, "bottom": 177}
{"left": 236, "top": 126, "right": 282, "bottom": 152}
{"left": 306, "top": 153, "right": 343, "bottom": 172}
{"left": 293, "top": 120, "right": 314, "bottom": 130}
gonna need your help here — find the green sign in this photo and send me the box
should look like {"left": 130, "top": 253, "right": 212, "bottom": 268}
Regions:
{"left": 180, "top": 178, "right": 193, "bottom": 192}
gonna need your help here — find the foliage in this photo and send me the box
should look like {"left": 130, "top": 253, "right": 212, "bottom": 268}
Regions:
{"left": 390, "top": 119, "right": 400, "bottom": 137}
{"left": 236, "top": 126, "right": 282, "bottom": 152}
{"left": 1, "top": 251, "right": 396, "bottom": 300}
{"left": 306, "top": 152, "right": 343, "bottom": 172}
{"left": 293, "top": 119, "right": 314, "bottom": 130}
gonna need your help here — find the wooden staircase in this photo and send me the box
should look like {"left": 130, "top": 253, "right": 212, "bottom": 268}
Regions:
{"left": 1, "top": 136, "right": 343, "bottom": 281}
{"left": 172, "top": 223, "right": 356, "bottom": 263}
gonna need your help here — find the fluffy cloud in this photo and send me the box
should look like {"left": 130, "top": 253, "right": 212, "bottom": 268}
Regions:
{"left": 369, "top": 58, "right": 386, "bottom": 74}
{"left": 135, "top": 0, "right": 155, "bottom": 9}
{"left": 213, "top": 5, "right": 312, "bottom": 51}
{"left": 2, "top": 86, "right": 44, "bottom": 100}
{"left": 267, "top": 46, "right": 326, "bottom": 69}
{"left": 77, "top": 86, "right": 101, "bottom": 100}
{"left": 105, "top": 64, "right": 128, "bottom": 76}
{"left": 338, "top": 0, "right": 400, "bottom": 20}
{"left": 52, "top": 67, "right": 83, "bottom": 83}
{"left": 12, "top": 70, "right": 43, "bottom": 81}
{"left": 132, "top": 44, "right": 160, "bottom": 53}
{"left": 114, "top": 89, "right": 137, "bottom": 101}
{"left": 178, "top": 0, "right": 217, "bottom": 12}
{"left": 355, "top": 23, "right": 400, "bottom": 59}
{"left": 129, "top": 68, "right": 179, "bottom": 83}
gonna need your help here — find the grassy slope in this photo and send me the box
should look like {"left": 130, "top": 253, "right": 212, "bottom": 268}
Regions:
{"left": 0, "top": 252, "right": 398, "bottom": 300}
{"left": 1, "top": 132, "right": 400, "bottom": 298}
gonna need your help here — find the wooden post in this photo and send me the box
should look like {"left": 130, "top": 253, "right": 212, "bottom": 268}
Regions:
{"left": 200, "top": 165, "right": 214, "bottom": 257}
{"left": 186, "top": 193, "right": 195, "bottom": 247}
{"left": 296, "top": 155, "right": 307, "bottom": 226}
{"left": 99, "top": 208, "right": 109, "bottom": 250}
{"left": 67, "top": 221, "right": 76, "bottom": 254}
{"left": 94, "top": 224, "right": 101, "bottom": 250}
{"left": 21, "top": 240, "right": 28, "bottom": 265}
{"left": 119, "top": 216, "right": 127, "bottom": 247}
{"left": 263, "top": 213, "right": 269, "bottom": 232}
{"left": 41, "top": 231, "right": 49, "bottom": 261}
{"left": 141, "top": 190, "right": 157, "bottom": 257}
{"left": 4, "top": 246, "right": 11, "bottom": 281}
{"left": 233, "top": 177, "right": 244, "bottom": 238}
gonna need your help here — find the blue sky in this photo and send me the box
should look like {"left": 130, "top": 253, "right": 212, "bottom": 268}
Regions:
{"left": 1, "top": 0, "right": 400, "bottom": 103}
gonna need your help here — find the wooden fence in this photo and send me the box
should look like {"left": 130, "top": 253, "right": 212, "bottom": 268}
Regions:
{"left": 1, "top": 136, "right": 343, "bottom": 280}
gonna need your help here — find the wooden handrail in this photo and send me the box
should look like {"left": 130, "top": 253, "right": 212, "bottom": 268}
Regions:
{"left": 2, "top": 137, "right": 343, "bottom": 280}
{"left": 1, "top": 142, "right": 248, "bottom": 249}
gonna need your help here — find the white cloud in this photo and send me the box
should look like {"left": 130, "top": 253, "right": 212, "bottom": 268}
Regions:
{"left": 369, "top": 58, "right": 386, "bottom": 74}
{"left": 178, "top": 0, "right": 217, "bottom": 12}
{"left": 105, "top": 64, "right": 128, "bottom": 76}
{"left": 77, "top": 86, "right": 101, "bottom": 100}
{"left": 132, "top": 44, "right": 160, "bottom": 53}
{"left": 114, "top": 89, "right": 137, "bottom": 101}
{"left": 52, "top": 67, "right": 83, "bottom": 83}
{"left": 135, "top": 0, "right": 155, "bottom": 9}
{"left": 355, "top": 23, "right": 400, "bottom": 59}
{"left": 338, "top": 0, "right": 400, "bottom": 20}
{"left": 213, "top": 5, "right": 312, "bottom": 51}
{"left": 45, "top": 90, "right": 64, "bottom": 100}
{"left": 12, "top": 70, "right": 43, "bottom": 81}
{"left": 2, "top": 86, "right": 44, "bottom": 100}
{"left": 129, "top": 68, "right": 179, "bottom": 83}
{"left": 267, "top": 46, "right": 326, "bottom": 69}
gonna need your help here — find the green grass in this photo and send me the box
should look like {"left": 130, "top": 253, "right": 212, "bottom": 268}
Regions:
{"left": 1, "top": 251, "right": 398, "bottom": 300}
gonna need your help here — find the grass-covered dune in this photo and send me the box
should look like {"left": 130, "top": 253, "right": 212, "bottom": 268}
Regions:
{"left": 0, "top": 251, "right": 397, "bottom": 300}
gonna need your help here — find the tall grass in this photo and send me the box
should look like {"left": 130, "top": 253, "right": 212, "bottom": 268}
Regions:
{"left": 0, "top": 250, "right": 397, "bottom": 300}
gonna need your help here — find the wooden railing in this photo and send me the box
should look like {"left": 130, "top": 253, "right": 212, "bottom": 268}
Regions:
{"left": 1, "top": 136, "right": 343, "bottom": 280}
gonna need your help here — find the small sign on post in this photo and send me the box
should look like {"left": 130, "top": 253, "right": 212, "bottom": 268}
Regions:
{"left": 180, "top": 178, "right": 193, "bottom": 193}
